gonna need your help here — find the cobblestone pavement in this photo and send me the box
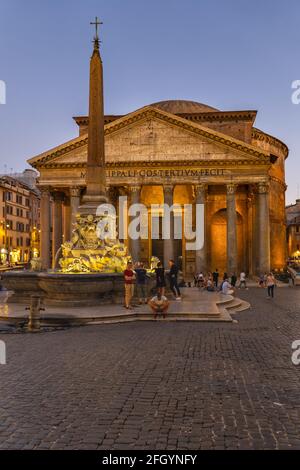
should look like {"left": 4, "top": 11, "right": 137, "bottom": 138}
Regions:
{"left": 0, "top": 287, "right": 300, "bottom": 450}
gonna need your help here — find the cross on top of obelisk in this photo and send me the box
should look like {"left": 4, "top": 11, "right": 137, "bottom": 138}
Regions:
{"left": 90, "top": 16, "right": 103, "bottom": 42}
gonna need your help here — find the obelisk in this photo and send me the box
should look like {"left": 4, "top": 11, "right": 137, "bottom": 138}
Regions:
{"left": 79, "top": 17, "right": 108, "bottom": 215}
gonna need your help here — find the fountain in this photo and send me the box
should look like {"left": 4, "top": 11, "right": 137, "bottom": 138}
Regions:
{"left": 59, "top": 214, "right": 129, "bottom": 274}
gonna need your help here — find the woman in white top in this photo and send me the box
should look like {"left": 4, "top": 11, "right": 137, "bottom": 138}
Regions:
{"left": 266, "top": 273, "right": 276, "bottom": 298}
{"left": 239, "top": 272, "right": 247, "bottom": 289}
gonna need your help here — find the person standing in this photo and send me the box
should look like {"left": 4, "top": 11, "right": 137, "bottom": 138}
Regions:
{"left": 155, "top": 261, "right": 166, "bottom": 296}
{"left": 258, "top": 274, "right": 264, "bottom": 287}
{"left": 231, "top": 273, "right": 237, "bottom": 288}
{"left": 124, "top": 261, "right": 136, "bottom": 309}
{"left": 198, "top": 272, "right": 205, "bottom": 290}
{"left": 135, "top": 262, "right": 148, "bottom": 304}
{"left": 239, "top": 271, "right": 247, "bottom": 289}
{"left": 266, "top": 272, "right": 276, "bottom": 299}
{"left": 168, "top": 259, "right": 181, "bottom": 300}
{"left": 213, "top": 269, "right": 219, "bottom": 288}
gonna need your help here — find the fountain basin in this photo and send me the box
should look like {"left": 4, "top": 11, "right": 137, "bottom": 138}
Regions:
{"left": 38, "top": 272, "right": 123, "bottom": 307}
{"left": 1, "top": 271, "right": 43, "bottom": 303}
{"left": 2, "top": 271, "right": 125, "bottom": 307}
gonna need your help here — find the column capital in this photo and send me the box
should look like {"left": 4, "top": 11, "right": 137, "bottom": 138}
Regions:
{"left": 193, "top": 184, "right": 207, "bottom": 199}
{"left": 163, "top": 184, "right": 174, "bottom": 195}
{"left": 227, "top": 183, "right": 237, "bottom": 195}
{"left": 257, "top": 181, "right": 270, "bottom": 194}
{"left": 127, "top": 185, "right": 141, "bottom": 194}
{"left": 118, "top": 186, "right": 129, "bottom": 197}
{"left": 70, "top": 186, "right": 81, "bottom": 198}
{"left": 39, "top": 186, "right": 51, "bottom": 196}
{"left": 52, "top": 191, "right": 65, "bottom": 202}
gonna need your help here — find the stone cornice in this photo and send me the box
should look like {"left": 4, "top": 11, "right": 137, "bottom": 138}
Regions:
{"left": 252, "top": 128, "right": 289, "bottom": 159}
{"left": 177, "top": 110, "right": 257, "bottom": 124}
{"left": 73, "top": 110, "right": 257, "bottom": 126}
{"left": 73, "top": 115, "right": 121, "bottom": 126}
{"left": 28, "top": 135, "right": 88, "bottom": 168}
{"left": 41, "top": 158, "right": 271, "bottom": 170}
{"left": 270, "top": 175, "right": 287, "bottom": 191}
{"left": 28, "top": 107, "right": 271, "bottom": 169}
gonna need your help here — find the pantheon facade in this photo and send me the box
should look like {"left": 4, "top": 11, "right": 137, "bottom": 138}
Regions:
{"left": 28, "top": 99, "right": 288, "bottom": 276}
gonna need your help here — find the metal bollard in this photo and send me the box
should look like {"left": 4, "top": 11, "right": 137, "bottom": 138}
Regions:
{"left": 25, "top": 295, "right": 45, "bottom": 331}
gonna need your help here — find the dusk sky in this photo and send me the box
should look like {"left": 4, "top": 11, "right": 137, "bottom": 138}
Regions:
{"left": 0, "top": 0, "right": 299, "bottom": 203}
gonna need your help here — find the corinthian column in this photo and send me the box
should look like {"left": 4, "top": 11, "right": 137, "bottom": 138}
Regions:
{"left": 194, "top": 184, "right": 207, "bottom": 273}
{"left": 128, "top": 186, "right": 141, "bottom": 263}
{"left": 257, "top": 181, "right": 270, "bottom": 273}
{"left": 247, "top": 188, "right": 255, "bottom": 276}
{"left": 163, "top": 185, "right": 174, "bottom": 268}
{"left": 52, "top": 192, "right": 64, "bottom": 267}
{"left": 40, "top": 187, "right": 51, "bottom": 270}
{"left": 63, "top": 197, "right": 71, "bottom": 242}
{"left": 226, "top": 183, "right": 238, "bottom": 275}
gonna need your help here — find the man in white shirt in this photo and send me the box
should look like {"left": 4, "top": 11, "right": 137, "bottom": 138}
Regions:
{"left": 221, "top": 279, "right": 234, "bottom": 296}
{"left": 149, "top": 292, "right": 169, "bottom": 319}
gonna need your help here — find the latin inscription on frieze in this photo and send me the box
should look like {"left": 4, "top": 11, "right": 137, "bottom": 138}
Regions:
{"left": 80, "top": 168, "right": 227, "bottom": 179}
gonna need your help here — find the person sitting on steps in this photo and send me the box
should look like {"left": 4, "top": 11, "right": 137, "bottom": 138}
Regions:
{"left": 149, "top": 292, "right": 169, "bottom": 319}
{"left": 221, "top": 277, "right": 234, "bottom": 296}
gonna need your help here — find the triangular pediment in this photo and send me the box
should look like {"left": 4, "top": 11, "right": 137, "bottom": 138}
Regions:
{"left": 28, "top": 106, "right": 270, "bottom": 168}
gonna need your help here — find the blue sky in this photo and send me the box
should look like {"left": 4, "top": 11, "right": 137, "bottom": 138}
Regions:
{"left": 0, "top": 0, "right": 299, "bottom": 203}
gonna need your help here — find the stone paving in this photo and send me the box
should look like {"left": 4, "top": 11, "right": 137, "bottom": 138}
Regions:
{"left": 0, "top": 286, "right": 299, "bottom": 450}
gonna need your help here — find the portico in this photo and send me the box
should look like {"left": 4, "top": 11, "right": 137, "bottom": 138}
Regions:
{"left": 34, "top": 180, "right": 274, "bottom": 277}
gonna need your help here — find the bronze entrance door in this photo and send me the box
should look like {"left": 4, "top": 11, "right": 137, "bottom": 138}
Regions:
{"left": 151, "top": 214, "right": 183, "bottom": 269}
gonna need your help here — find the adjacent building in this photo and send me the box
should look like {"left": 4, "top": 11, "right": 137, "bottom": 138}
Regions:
{"left": 286, "top": 199, "right": 300, "bottom": 261}
{"left": 0, "top": 170, "right": 40, "bottom": 265}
